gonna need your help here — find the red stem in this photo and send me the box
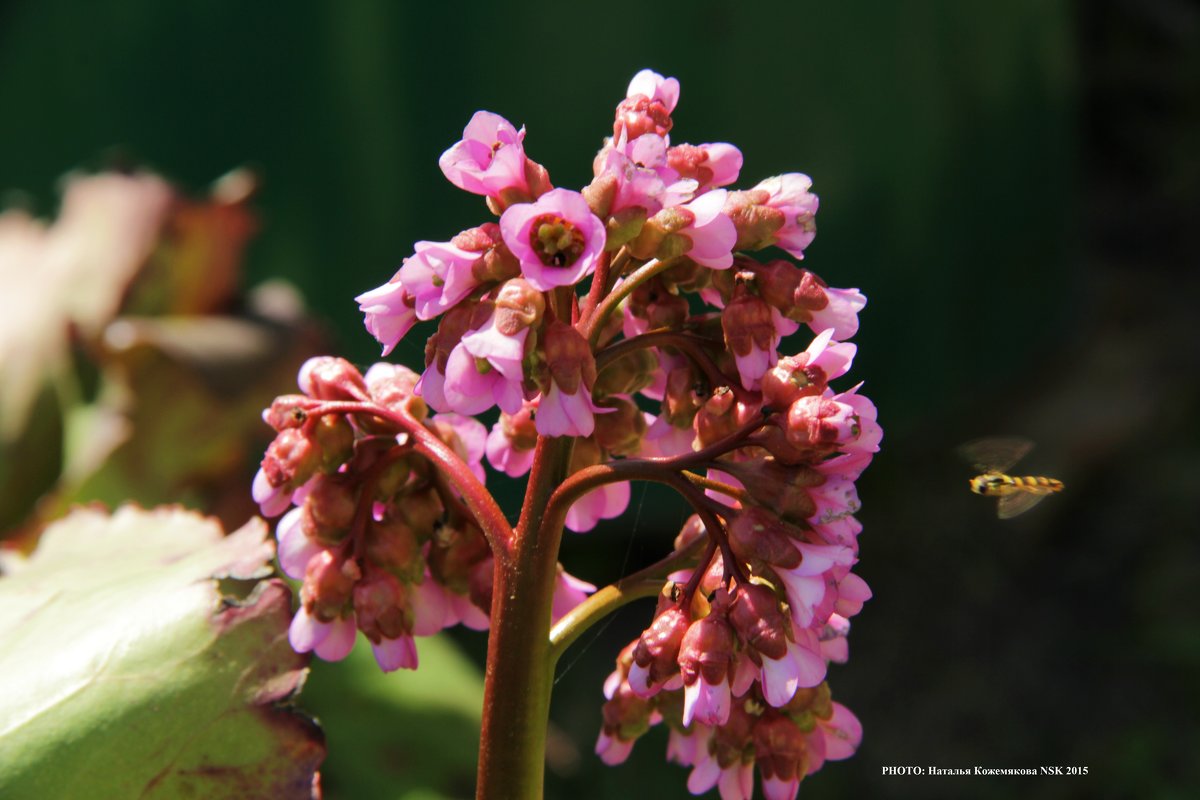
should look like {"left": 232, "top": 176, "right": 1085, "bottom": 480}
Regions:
{"left": 311, "top": 400, "right": 515, "bottom": 558}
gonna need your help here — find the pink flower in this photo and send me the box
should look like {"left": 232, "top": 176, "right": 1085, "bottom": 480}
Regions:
{"left": 759, "top": 639, "right": 828, "bottom": 706}
{"left": 552, "top": 568, "right": 597, "bottom": 624}
{"left": 639, "top": 413, "right": 695, "bottom": 458}
{"left": 564, "top": 480, "right": 630, "bottom": 533}
{"left": 439, "top": 111, "right": 529, "bottom": 199}
{"left": 275, "top": 506, "right": 323, "bottom": 579}
{"left": 722, "top": 293, "right": 779, "bottom": 390}
{"left": 431, "top": 412, "right": 488, "bottom": 484}
{"left": 354, "top": 278, "right": 418, "bottom": 356}
{"left": 762, "top": 776, "right": 801, "bottom": 800}
{"left": 816, "top": 701, "right": 863, "bottom": 762}
{"left": 288, "top": 606, "right": 357, "bottom": 662}
{"left": 538, "top": 381, "right": 608, "bottom": 438}
{"left": 627, "top": 69, "right": 680, "bottom": 112}
{"left": 667, "top": 142, "right": 743, "bottom": 193}
{"left": 595, "top": 134, "right": 689, "bottom": 216}
{"left": 485, "top": 402, "right": 538, "bottom": 477}
{"left": 536, "top": 321, "right": 608, "bottom": 438}
{"left": 370, "top": 635, "right": 419, "bottom": 672}
{"left": 773, "top": 542, "right": 855, "bottom": 628}
{"left": 500, "top": 188, "right": 606, "bottom": 291}
{"left": 397, "top": 240, "right": 483, "bottom": 320}
{"left": 834, "top": 573, "right": 872, "bottom": 618}
{"left": 753, "top": 173, "right": 820, "bottom": 258}
{"left": 802, "top": 328, "right": 857, "bottom": 381}
{"left": 786, "top": 395, "right": 860, "bottom": 450}
{"left": 443, "top": 321, "right": 528, "bottom": 416}
{"left": 595, "top": 731, "right": 636, "bottom": 766}
{"left": 615, "top": 69, "right": 681, "bottom": 140}
{"left": 809, "top": 286, "right": 867, "bottom": 340}
{"left": 253, "top": 466, "right": 294, "bottom": 517}
{"left": 687, "top": 752, "right": 754, "bottom": 800}
{"left": 678, "top": 189, "right": 736, "bottom": 269}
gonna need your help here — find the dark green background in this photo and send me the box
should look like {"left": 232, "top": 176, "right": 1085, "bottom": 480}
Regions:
{"left": 4, "top": 1, "right": 1197, "bottom": 797}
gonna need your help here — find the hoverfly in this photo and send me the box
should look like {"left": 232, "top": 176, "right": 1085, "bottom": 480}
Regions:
{"left": 960, "top": 437, "right": 1063, "bottom": 518}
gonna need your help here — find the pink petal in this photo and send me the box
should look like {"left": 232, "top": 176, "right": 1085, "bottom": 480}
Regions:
{"left": 371, "top": 635, "right": 419, "bottom": 672}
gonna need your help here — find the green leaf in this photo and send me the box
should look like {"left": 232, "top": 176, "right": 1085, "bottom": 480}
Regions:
{"left": 0, "top": 506, "right": 323, "bottom": 799}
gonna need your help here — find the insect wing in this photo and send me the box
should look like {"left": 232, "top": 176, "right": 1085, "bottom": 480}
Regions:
{"left": 996, "top": 491, "right": 1049, "bottom": 519}
{"left": 958, "top": 437, "right": 1034, "bottom": 473}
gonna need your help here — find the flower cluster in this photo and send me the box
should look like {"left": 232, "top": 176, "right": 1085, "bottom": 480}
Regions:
{"left": 253, "top": 356, "right": 592, "bottom": 672}
{"left": 263, "top": 67, "right": 878, "bottom": 797}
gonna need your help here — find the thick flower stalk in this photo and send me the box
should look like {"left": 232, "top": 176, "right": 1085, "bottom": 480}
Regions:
{"left": 258, "top": 67, "right": 878, "bottom": 800}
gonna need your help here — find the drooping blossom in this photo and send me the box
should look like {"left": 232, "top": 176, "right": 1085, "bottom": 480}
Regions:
{"left": 354, "top": 278, "right": 417, "bottom": 356}
{"left": 752, "top": 173, "right": 820, "bottom": 258}
{"left": 439, "top": 111, "right": 530, "bottom": 200}
{"left": 674, "top": 189, "right": 737, "bottom": 269}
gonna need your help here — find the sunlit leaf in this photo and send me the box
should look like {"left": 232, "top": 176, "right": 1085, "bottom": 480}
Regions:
{"left": 0, "top": 506, "right": 324, "bottom": 799}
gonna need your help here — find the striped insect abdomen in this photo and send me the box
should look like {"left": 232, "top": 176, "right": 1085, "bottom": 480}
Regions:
{"left": 1009, "top": 475, "right": 1064, "bottom": 494}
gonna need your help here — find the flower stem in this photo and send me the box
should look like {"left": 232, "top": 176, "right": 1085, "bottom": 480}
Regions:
{"left": 583, "top": 257, "right": 677, "bottom": 346}
{"left": 548, "top": 534, "right": 706, "bottom": 662}
{"left": 475, "top": 435, "right": 574, "bottom": 800}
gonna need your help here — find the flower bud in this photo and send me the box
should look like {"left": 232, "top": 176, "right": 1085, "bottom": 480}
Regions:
{"left": 592, "top": 396, "right": 646, "bottom": 456}
{"left": 600, "top": 680, "right": 656, "bottom": 744}
{"left": 727, "top": 507, "right": 802, "bottom": 569}
{"left": 397, "top": 487, "right": 444, "bottom": 540}
{"left": 425, "top": 304, "right": 475, "bottom": 373}
{"left": 365, "top": 516, "right": 423, "bottom": 581}
{"left": 674, "top": 514, "right": 706, "bottom": 552}
{"left": 723, "top": 188, "right": 786, "bottom": 251}
{"left": 754, "top": 712, "right": 809, "bottom": 782}
{"left": 694, "top": 387, "right": 760, "bottom": 448}
{"left": 606, "top": 206, "right": 648, "bottom": 250}
{"left": 582, "top": 172, "right": 619, "bottom": 220}
{"left": 626, "top": 278, "right": 690, "bottom": 332}
{"left": 632, "top": 606, "right": 690, "bottom": 687}
{"left": 786, "top": 396, "right": 858, "bottom": 450}
{"left": 300, "top": 474, "right": 358, "bottom": 546}
{"left": 312, "top": 414, "right": 355, "bottom": 471}
{"left": 451, "top": 222, "right": 521, "bottom": 284}
{"left": 761, "top": 356, "right": 819, "bottom": 409}
{"left": 729, "top": 582, "right": 790, "bottom": 660}
{"left": 542, "top": 321, "right": 596, "bottom": 395}
{"left": 353, "top": 568, "right": 412, "bottom": 643}
{"left": 365, "top": 362, "right": 427, "bottom": 421}
{"left": 428, "top": 520, "right": 490, "bottom": 595}
{"left": 721, "top": 459, "right": 823, "bottom": 522}
{"left": 613, "top": 95, "right": 674, "bottom": 140}
{"left": 663, "top": 365, "right": 703, "bottom": 427}
{"left": 722, "top": 289, "right": 777, "bottom": 390}
{"left": 264, "top": 394, "right": 316, "bottom": 431}
{"left": 667, "top": 142, "right": 743, "bottom": 192}
{"left": 262, "top": 428, "right": 321, "bottom": 490}
{"left": 593, "top": 347, "right": 657, "bottom": 397}
{"left": 301, "top": 550, "right": 361, "bottom": 622}
{"left": 493, "top": 277, "right": 545, "bottom": 334}
{"left": 678, "top": 610, "right": 736, "bottom": 688}
{"left": 627, "top": 205, "right": 694, "bottom": 262}
{"left": 299, "top": 356, "right": 367, "bottom": 401}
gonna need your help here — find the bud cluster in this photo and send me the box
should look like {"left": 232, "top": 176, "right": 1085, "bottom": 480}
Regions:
{"left": 253, "top": 356, "right": 593, "bottom": 672}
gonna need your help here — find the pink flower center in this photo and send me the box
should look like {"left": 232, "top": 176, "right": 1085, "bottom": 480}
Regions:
{"left": 530, "top": 214, "right": 586, "bottom": 268}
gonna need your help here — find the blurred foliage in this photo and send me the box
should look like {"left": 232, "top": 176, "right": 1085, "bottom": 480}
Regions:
{"left": 0, "top": 167, "right": 325, "bottom": 542}
{"left": 0, "top": 507, "right": 321, "bottom": 799}
{"left": 301, "top": 635, "right": 484, "bottom": 800}
{"left": 1, "top": 0, "right": 1197, "bottom": 798}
